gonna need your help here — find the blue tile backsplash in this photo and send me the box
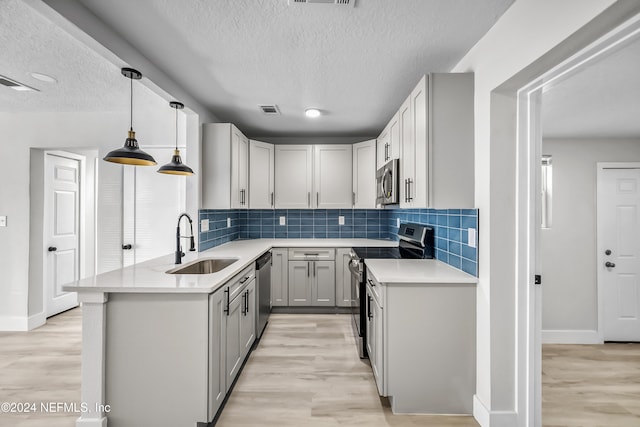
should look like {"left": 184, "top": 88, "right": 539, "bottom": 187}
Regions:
{"left": 199, "top": 208, "right": 478, "bottom": 276}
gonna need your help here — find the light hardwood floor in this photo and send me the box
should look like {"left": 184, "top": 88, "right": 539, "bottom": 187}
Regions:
{"left": 1, "top": 308, "right": 639, "bottom": 426}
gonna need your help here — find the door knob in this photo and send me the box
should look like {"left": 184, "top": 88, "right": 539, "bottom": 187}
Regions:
{"left": 605, "top": 249, "right": 612, "bottom": 255}
{"left": 48, "top": 246, "right": 57, "bottom": 252}
{"left": 605, "top": 261, "right": 616, "bottom": 268}
{"left": 122, "top": 244, "right": 133, "bottom": 250}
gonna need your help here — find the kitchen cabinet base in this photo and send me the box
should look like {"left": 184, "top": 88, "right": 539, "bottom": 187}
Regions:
{"left": 271, "top": 306, "right": 351, "bottom": 314}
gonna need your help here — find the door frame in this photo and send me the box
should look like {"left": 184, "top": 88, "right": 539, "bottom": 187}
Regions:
{"left": 43, "top": 150, "right": 86, "bottom": 317}
{"left": 596, "top": 162, "right": 640, "bottom": 342}
{"left": 28, "top": 148, "right": 97, "bottom": 329}
{"left": 515, "top": 14, "right": 640, "bottom": 427}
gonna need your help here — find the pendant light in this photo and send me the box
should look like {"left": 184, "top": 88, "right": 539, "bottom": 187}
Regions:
{"left": 157, "top": 101, "right": 194, "bottom": 176}
{"left": 103, "top": 68, "right": 157, "bottom": 166}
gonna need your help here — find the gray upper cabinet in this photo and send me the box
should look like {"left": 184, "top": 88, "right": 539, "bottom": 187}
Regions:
{"left": 313, "top": 145, "right": 353, "bottom": 209}
{"left": 248, "top": 140, "right": 275, "bottom": 209}
{"left": 352, "top": 140, "right": 377, "bottom": 208}
{"left": 397, "top": 73, "right": 474, "bottom": 209}
{"left": 202, "top": 123, "right": 249, "bottom": 209}
{"left": 274, "top": 145, "right": 313, "bottom": 209}
{"left": 275, "top": 144, "right": 352, "bottom": 209}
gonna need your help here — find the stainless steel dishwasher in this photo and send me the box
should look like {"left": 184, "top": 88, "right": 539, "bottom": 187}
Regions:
{"left": 255, "top": 251, "right": 272, "bottom": 340}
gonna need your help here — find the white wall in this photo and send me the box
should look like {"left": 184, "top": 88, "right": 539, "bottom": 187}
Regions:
{"left": 451, "top": 0, "right": 628, "bottom": 424}
{"left": 0, "top": 87, "right": 194, "bottom": 329}
{"left": 541, "top": 138, "right": 640, "bottom": 341}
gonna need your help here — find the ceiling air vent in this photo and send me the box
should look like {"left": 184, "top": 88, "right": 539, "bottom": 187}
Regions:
{"left": 288, "top": 0, "right": 355, "bottom": 6}
{"left": 259, "top": 105, "right": 281, "bottom": 115}
{"left": 0, "top": 74, "right": 38, "bottom": 92}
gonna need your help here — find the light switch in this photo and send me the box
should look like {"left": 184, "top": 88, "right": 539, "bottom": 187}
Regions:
{"left": 0, "top": 216, "right": 6, "bottom": 227}
{"left": 279, "top": 216, "right": 286, "bottom": 226}
{"left": 338, "top": 216, "right": 345, "bottom": 225}
{"left": 468, "top": 228, "right": 477, "bottom": 248}
{"left": 201, "top": 219, "right": 209, "bottom": 232}
{"left": 227, "top": 217, "right": 231, "bottom": 228}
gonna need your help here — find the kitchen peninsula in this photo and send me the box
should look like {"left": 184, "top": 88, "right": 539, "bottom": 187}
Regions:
{"left": 64, "top": 238, "right": 476, "bottom": 426}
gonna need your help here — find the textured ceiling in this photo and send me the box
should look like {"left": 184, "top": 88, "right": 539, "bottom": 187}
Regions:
{"left": 0, "top": 0, "right": 173, "bottom": 114}
{"left": 542, "top": 35, "right": 640, "bottom": 139}
{"left": 6, "top": 0, "right": 637, "bottom": 141}
{"left": 65, "top": 0, "right": 515, "bottom": 138}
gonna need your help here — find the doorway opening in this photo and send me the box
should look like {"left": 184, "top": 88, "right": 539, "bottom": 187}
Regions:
{"left": 28, "top": 148, "right": 98, "bottom": 328}
{"left": 516, "top": 11, "right": 640, "bottom": 427}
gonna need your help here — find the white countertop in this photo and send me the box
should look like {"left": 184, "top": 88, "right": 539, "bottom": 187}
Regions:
{"left": 63, "top": 238, "right": 397, "bottom": 294}
{"left": 365, "top": 259, "right": 477, "bottom": 284}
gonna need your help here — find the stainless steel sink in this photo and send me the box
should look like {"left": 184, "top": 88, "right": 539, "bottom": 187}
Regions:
{"left": 166, "top": 258, "right": 238, "bottom": 275}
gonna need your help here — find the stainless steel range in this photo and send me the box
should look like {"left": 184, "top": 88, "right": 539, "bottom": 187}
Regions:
{"left": 349, "top": 223, "right": 434, "bottom": 358}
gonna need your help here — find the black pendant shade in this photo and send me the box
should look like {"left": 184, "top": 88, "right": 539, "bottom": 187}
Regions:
{"left": 158, "top": 101, "right": 194, "bottom": 176}
{"left": 103, "top": 68, "right": 157, "bottom": 166}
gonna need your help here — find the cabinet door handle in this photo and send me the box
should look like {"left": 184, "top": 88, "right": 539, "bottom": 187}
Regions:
{"left": 352, "top": 191, "right": 356, "bottom": 206}
{"left": 407, "top": 179, "right": 413, "bottom": 202}
{"left": 385, "top": 143, "right": 389, "bottom": 161}
{"left": 271, "top": 192, "right": 274, "bottom": 207}
{"left": 308, "top": 192, "right": 311, "bottom": 208}
{"left": 224, "top": 288, "right": 230, "bottom": 315}
{"left": 313, "top": 261, "right": 316, "bottom": 277}
{"left": 367, "top": 278, "right": 375, "bottom": 287}
{"left": 367, "top": 295, "right": 372, "bottom": 320}
{"left": 243, "top": 290, "right": 249, "bottom": 316}
{"left": 242, "top": 291, "right": 246, "bottom": 315}
{"left": 307, "top": 261, "right": 310, "bottom": 277}
{"left": 240, "top": 275, "right": 250, "bottom": 284}
{"left": 316, "top": 192, "right": 319, "bottom": 208}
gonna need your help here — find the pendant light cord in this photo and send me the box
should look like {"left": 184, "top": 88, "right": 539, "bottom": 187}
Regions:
{"left": 175, "top": 104, "right": 178, "bottom": 150}
{"left": 129, "top": 76, "right": 133, "bottom": 131}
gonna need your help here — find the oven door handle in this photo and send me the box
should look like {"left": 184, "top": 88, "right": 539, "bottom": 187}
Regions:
{"left": 347, "top": 261, "right": 361, "bottom": 277}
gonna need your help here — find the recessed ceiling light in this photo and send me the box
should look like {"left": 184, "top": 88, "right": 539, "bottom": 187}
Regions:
{"left": 31, "top": 72, "right": 57, "bottom": 83}
{"left": 305, "top": 108, "right": 321, "bottom": 118}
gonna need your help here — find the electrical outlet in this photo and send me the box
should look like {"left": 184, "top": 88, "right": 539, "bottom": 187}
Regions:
{"left": 0, "top": 216, "right": 6, "bottom": 227}
{"left": 338, "top": 216, "right": 345, "bottom": 225}
{"left": 200, "top": 219, "right": 209, "bottom": 232}
{"left": 227, "top": 217, "right": 231, "bottom": 228}
{"left": 279, "top": 216, "right": 286, "bottom": 226}
{"left": 468, "top": 228, "right": 477, "bottom": 248}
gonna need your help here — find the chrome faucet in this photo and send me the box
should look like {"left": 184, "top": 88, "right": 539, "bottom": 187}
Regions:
{"left": 175, "top": 213, "right": 196, "bottom": 264}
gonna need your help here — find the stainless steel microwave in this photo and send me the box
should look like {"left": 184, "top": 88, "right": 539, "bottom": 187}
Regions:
{"left": 376, "top": 159, "right": 399, "bottom": 205}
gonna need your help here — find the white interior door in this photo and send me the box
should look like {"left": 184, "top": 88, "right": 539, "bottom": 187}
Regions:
{"left": 598, "top": 165, "right": 640, "bottom": 342}
{"left": 44, "top": 153, "right": 82, "bottom": 317}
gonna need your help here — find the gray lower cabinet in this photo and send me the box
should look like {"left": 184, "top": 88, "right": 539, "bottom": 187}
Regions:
{"left": 288, "top": 260, "right": 312, "bottom": 305}
{"left": 101, "top": 264, "right": 255, "bottom": 426}
{"left": 224, "top": 270, "right": 256, "bottom": 392}
{"left": 270, "top": 248, "right": 288, "bottom": 306}
{"left": 208, "top": 289, "right": 226, "bottom": 418}
{"left": 365, "top": 267, "right": 476, "bottom": 415}
{"left": 225, "top": 283, "right": 244, "bottom": 390}
{"left": 335, "top": 248, "right": 352, "bottom": 307}
{"left": 287, "top": 248, "right": 336, "bottom": 306}
{"left": 312, "top": 260, "right": 335, "bottom": 306}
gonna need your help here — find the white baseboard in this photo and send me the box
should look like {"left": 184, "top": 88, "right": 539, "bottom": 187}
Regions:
{"left": 473, "top": 395, "right": 518, "bottom": 427}
{"left": 473, "top": 395, "right": 490, "bottom": 427}
{"left": 76, "top": 416, "right": 107, "bottom": 427}
{"left": 28, "top": 311, "right": 46, "bottom": 330}
{"left": 0, "top": 312, "right": 47, "bottom": 331}
{"left": 542, "top": 329, "right": 602, "bottom": 344}
{"left": 0, "top": 315, "right": 28, "bottom": 331}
